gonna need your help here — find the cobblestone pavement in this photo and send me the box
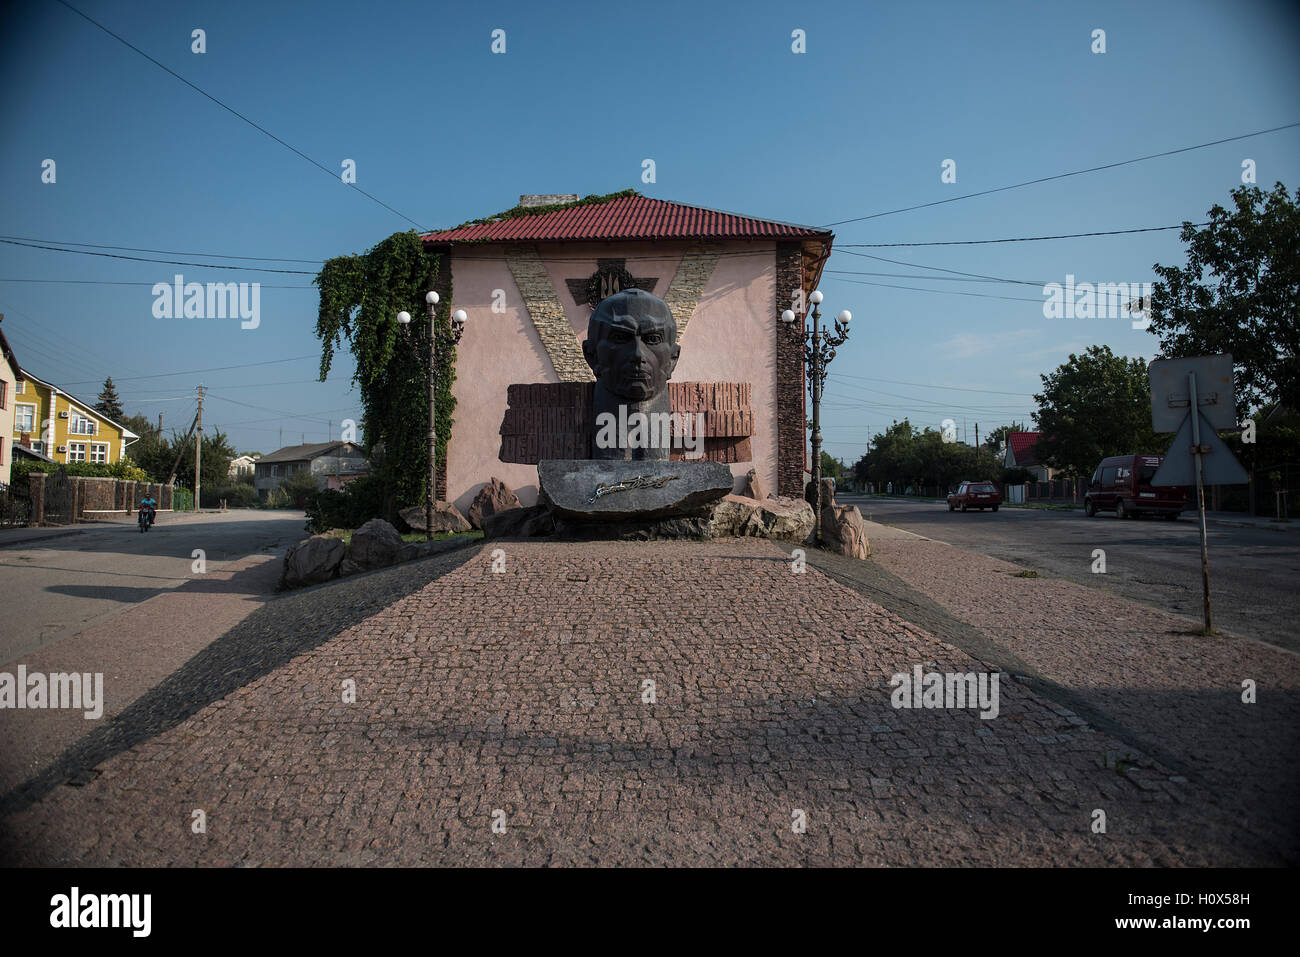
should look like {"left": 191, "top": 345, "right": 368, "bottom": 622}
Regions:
{"left": 1, "top": 540, "right": 1288, "bottom": 866}
{"left": 865, "top": 536, "right": 1300, "bottom": 863}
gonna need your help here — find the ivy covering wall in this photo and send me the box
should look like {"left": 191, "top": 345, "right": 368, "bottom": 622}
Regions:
{"left": 315, "top": 231, "right": 455, "bottom": 510}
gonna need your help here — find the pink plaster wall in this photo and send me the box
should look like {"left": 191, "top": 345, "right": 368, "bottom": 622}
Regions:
{"left": 445, "top": 240, "right": 778, "bottom": 514}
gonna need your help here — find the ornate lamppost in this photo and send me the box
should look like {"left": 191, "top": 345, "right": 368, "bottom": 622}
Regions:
{"left": 782, "top": 289, "right": 851, "bottom": 545}
{"left": 398, "top": 291, "right": 467, "bottom": 541}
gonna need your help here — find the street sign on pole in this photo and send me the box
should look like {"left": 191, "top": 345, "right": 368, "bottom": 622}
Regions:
{"left": 1147, "top": 354, "right": 1247, "bottom": 635}
{"left": 1149, "top": 354, "right": 1236, "bottom": 432}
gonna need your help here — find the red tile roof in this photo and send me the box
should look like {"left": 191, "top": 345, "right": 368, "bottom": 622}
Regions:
{"left": 1007, "top": 431, "right": 1043, "bottom": 466}
{"left": 421, "top": 193, "right": 832, "bottom": 244}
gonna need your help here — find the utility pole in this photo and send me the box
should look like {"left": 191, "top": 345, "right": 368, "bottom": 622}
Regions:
{"left": 975, "top": 423, "right": 980, "bottom": 448}
{"left": 195, "top": 386, "right": 204, "bottom": 510}
{"left": 279, "top": 426, "right": 283, "bottom": 449}
{"left": 157, "top": 413, "right": 163, "bottom": 435}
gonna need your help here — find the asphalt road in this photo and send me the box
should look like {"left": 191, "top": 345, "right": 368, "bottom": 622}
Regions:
{"left": 0, "top": 510, "right": 306, "bottom": 665}
{"left": 841, "top": 494, "right": 1300, "bottom": 652}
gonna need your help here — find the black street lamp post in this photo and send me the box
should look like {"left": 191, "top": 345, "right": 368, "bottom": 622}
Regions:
{"left": 398, "top": 291, "right": 467, "bottom": 541}
{"left": 783, "top": 290, "right": 851, "bottom": 546}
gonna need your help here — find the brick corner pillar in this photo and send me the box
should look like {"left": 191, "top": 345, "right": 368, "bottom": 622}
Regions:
{"left": 775, "top": 242, "right": 806, "bottom": 498}
{"left": 71, "top": 477, "right": 83, "bottom": 522}
{"left": 29, "top": 471, "right": 46, "bottom": 525}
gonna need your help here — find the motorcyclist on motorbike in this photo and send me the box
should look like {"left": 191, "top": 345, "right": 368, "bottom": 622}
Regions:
{"left": 138, "top": 494, "right": 158, "bottom": 530}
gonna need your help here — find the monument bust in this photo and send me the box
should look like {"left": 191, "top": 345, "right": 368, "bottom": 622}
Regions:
{"left": 582, "top": 288, "right": 680, "bottom": 460}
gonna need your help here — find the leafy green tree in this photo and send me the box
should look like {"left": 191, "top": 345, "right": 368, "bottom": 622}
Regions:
{"left": 1148, "top": 182, "right": 1300, "bottom": 417}
{"left": 1033, "top": 345, "right": 1159, "bottom": 476}
{"left": 119, "top": 413, "right": 172, "bottom": 481}
{"left": 982, "top": 421, "right": 1027, "bottom": 453}
{"left": 855, "top": 419, "right": 1001, "bottom": 491}
{"left": 316, "top": 231, "right": 455, "bottom": 517}
{"left": 95, "top": 377, "right": 124, "bottom": 421}
{"left": 170, "top": 428, "right": 237, "bottom": 494}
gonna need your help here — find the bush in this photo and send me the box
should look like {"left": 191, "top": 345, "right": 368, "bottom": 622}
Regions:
{"left": 303, "top": 476, "right": 391, "bottom": 533}
{"left": 12, "top": 457, "right": 150, "bottom": 482}
{"left": 201, "top": 484, "right": 259, "bottom": 508}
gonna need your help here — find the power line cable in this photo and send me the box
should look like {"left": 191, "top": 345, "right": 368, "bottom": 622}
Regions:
{"left": 50, "top": 0, "right": 429, "bottom": 231}
{"left": 841, "top": 222, "right": 1208, "bottom": 247}
{"left": 823, "top": 122, "right": 1300, "bottom": 227}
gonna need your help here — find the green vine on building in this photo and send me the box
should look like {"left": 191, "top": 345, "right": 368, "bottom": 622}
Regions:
{"left": 314, "top": 230, "right": 455, "bottom": 511}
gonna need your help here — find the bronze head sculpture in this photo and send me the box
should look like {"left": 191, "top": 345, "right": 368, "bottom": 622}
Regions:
{"left": 583, "top": 289, "right": 681, "bottom": 460}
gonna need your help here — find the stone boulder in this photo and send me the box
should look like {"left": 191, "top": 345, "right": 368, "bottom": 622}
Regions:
{"left": 467, "top": 477, "right": 522, "bottom": 529}
{"left": 538, "top": 460, "right": 733, "bottom": 522}
{"left": 281, "top": 534, "right": 346, "bottom": 589}
{"left": 482, "top": 504, "right": 555, "bottom": 540}
{"left": 349, "top": 518, "right": 406, "bottom": 570}
{"left": 709, "top": 494, "right": 762, "bottom": 537}
{"left": 741, "top": 468, "right": 767, "bottom": 501}
{"left": 805, "top": 477, "right": 836, "bottom": 510}
{"left": 750, "top": 495, "right": 815, "bottom": 542}
{"left": 821, "top": 504, "right": 870, "bottom": 559}
{"left": 399, "top": 502, "right": 472, "bottom": 534}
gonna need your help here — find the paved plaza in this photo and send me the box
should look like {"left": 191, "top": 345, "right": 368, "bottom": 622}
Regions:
{"left": 3, "top": 536, "right": 1294, "bottom": 866}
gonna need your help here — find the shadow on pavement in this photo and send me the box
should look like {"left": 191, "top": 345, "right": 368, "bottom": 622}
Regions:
{"left": 0, "top": 542, "right": 483, "bottom": 834}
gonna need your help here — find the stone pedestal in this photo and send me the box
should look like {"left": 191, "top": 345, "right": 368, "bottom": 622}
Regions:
{"left": 538, "top": 459, "right": 733, "bottom": 522}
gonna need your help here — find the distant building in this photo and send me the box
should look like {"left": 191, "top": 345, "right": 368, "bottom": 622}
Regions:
{"left": 228, "top": 454, "right": 259, "bottom": 480}
{"left": 1003, "top": 431, "right": 1055, "bottom": 482}
{"left": 253, "top": 441, "right": 368, "bottom": 499}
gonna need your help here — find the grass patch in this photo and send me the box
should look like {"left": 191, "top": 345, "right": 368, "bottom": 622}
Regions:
{"left": 1013, "top": 570, "right": 1040, "bottom": 578}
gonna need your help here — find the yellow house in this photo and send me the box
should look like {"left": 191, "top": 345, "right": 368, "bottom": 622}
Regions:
{"left": 10, "top": 370, "right": 139, "bottom": 467}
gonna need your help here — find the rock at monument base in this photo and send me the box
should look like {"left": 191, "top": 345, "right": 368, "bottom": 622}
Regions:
{"left": 551, "top": 514, "right": 712, "bottom": 541}
{"left": 467, "top": 477, "right": 522, "bottom": 529}
{"left": 350, "top": 518, "right": 406, "bottom": 569}
{"left": 805, "top": 477, "right": 836, "bottom": 510}
{"left": 398, "top": 502, "right": 471, "bottom": 534}
{"left": 538, "top": 459, "right": 733, "bottom": 522}
{"left": 705, "top": 493, "right": 814, "bottom": 542}
{"left": 741, "top": 468, "right": 766, "bottom": 501}
{"left": 749, "top": 495, "right": 815, "bottom": 542}
{"left": 280, "top": 534, "right": 346, "bottom": 589}
{"left": 482, "top": 504, "right": 555, "bottom": 540}
{"left": 708, "top": 494, "right": 761, "bottom": 537}
{"left": 821, "top": 504, "right": 870, "bottom": 559}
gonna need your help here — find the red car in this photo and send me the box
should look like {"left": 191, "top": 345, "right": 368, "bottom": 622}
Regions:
{"left": 948, "top": 480, "right": 1002, "bottom": 512}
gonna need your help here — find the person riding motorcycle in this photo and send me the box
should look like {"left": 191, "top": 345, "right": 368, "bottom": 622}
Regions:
{"left": 138, "top": 495, "right": 158, "bottom": 529}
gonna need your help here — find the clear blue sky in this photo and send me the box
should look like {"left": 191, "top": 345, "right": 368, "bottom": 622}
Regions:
{"left": 2, "top": 0, "right": 1297, "bottom": 459}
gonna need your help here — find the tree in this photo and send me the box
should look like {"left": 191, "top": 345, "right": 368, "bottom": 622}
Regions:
{"left": 1033, "top": 345, "right": 1158, "bottom": 476}
{"left": 819, "top": 451, "right": 844, "bottom": 479}
{"left": 982, "top": 421, "right": 1027, "bottom": 453}
{"left": 95, "top": 377, "right": 124, "bottom": 421}
{"left": 1148, "top": 182, "right": 1300, "bottom": 417}
{"left": 170, "top": 427, "right": 237, "bottom": 493}
{"left": 855, "top": 419, "right": 1002, "bottom": 492}
{"left": 316, "top": 231, "right": 455, "bottom": 516}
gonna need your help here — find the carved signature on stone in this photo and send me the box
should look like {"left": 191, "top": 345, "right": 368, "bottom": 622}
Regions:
{"left": 587, "top": 474, "right": 681, "bottom": 504}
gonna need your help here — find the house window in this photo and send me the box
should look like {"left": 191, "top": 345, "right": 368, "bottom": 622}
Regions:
{"left": 271, "top": 464, "right": 279, "bottom": 477}
{"left": 67, "top": 442, "right": 87, "bottom": 462}
{"left": 0, "top": 379, "right": 6, "bottom": 409}
{"left": 29, "top": 440, "right": 45, "bottom": 454}
{"left": 15, "top": 403, "right": 36, "bottom": 433}
{"left": 69, "top": 413, "right": 98, "bottom": 436}
{"left": 15, "top": 380, "right": 24, "bottom": 395}
{"left": 89, "top": 443, "right": 109, "bottom": 463}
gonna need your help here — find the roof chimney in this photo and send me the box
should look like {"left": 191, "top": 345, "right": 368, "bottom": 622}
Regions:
{"left": 519, "top": 194, "right": 579, "bottom": 208}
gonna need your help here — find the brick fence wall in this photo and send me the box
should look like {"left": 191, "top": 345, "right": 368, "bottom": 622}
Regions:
{"left": 25, "top": 473, "right": 177, "bottom": 526}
